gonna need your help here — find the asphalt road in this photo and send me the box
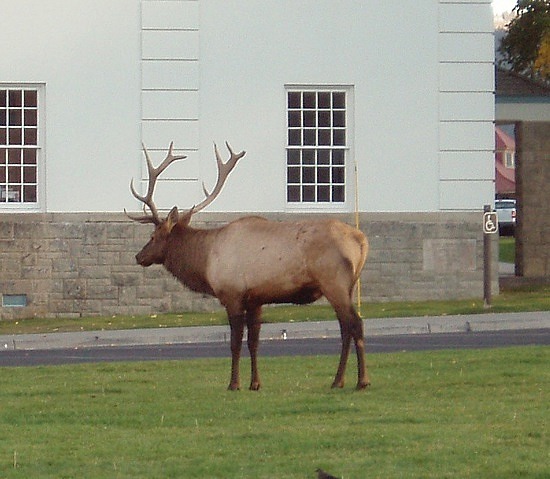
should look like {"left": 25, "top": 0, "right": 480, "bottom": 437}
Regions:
{"left": 1, "top": 329, "right": 548, "bottom": 367}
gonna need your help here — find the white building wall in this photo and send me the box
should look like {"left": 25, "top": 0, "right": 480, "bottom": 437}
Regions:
{"left": 0, "top": 0, "right": 141, "bottom": 213}
{"left": 438, "top": 0, "right": 495, "bottom": 210}
{"left": 0, "top": 0, "right": 495, "bottom": 214}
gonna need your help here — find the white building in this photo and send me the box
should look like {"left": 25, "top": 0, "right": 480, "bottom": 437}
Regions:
{"left": 0, "top": 1, "right": 496, "bottom": 318}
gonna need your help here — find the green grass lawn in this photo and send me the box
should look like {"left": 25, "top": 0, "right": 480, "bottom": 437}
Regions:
{"left": 499, "top": 237, "right": 515, "bottom": 263}
{"left": 0, "top": 347, "right": 548, "bottom": 478}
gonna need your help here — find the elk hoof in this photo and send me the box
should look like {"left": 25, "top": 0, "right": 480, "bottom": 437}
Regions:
{"left": 331, "top": 381, "right": 345, "bottom": 389}
{"left": 356, "top": 380, "right": 371, "bottom": 390}
{"left": 227, "top": 383, "right": 240, "bottom": 391}
{"left": 249, "top": 382, "right": 261, "bottom": 391}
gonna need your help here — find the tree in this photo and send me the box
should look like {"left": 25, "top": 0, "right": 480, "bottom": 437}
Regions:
{"left": 499, "top": 0, "right": 550, "bottom": 83}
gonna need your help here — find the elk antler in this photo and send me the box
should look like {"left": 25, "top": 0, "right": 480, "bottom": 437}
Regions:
{"left": 127, "top": 142, "right": 187, "bottom": 224}
{"left": 190, "top": 141, "right": 246, "bottom": 214}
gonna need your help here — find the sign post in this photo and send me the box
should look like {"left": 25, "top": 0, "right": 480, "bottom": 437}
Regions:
{"left": 483, "top": 205, "right": 498, "bottom": 307}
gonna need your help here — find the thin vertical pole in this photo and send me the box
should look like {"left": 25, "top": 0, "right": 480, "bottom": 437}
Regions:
{"left": 354, "top": 160, "right": 362, "bottom": 315}
{"left": 483, "top": 204, "right": 492, "bottom": 308}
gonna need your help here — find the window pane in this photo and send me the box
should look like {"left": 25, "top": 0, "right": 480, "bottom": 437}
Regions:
{"left": 302, "top": 149, "right": 315, "bottom": 164}
{"left": 0, "top": 128, "right": 6, "bottom": 144}
{"left": 288, "top": 92, "right": 301, "bottom": 109}
{"left": 8, "top": 149, "right": 21, "bottom": 164}
{"left": 317, "top": 185, "right": 330, "bottom": 202}
{"left": 332, "top": 166, "right": 345, "bottom": 183}
{"left": 288, "top": 111, "right": 301, "bottom": 127}
{"left": 287, "top": 149, "right": 300, "bottom": 165}
{"left": 9, "top": 90, "right": 22, "bottom": 107}
{"left": 0, "top": 167, "right": 5, "bottom": 182}
{"left": 23, "top": 184, "right": 37, "bottom": 202}
{"left": 333, "top": 110, "right": 345, "bottom": 127}
{"left": 302, "top": 185, "right": 315, "bottom": 201}
{"left": 9, "top": 110, "right": 22, "bottom": 126}
{"left": 287, "top": 185, "right": 300, "bottom": 202}
{"left": 303, "top": 92, "right": 316, "bottom": 109}
{"left": 332, "top": 185, "right": 345, "bottom": 202}
{"left": 333, "top": 129, "right": 345, "bottom": 146}
{"left": 303, "top": 129, "right": 316, "bottom": 145}
{"left": 23, "top": 149, "right": 36, "bottom": 164}
{"left": 332, "top": 150, "right": 345, "bottom": 165}
{"left": 317, "top": 167, "right": 330, "bottom": 183}
{"left": 288, "top": 129, "right": 301, "bottom": 146}
{"left": 318, "top": 110, "right": 330, "bottom": 127}
{"left": 318, "top": 92, "right": 330, "bottom": 108}
{"left": 317, "top": 149, "right": 330, "bottom": 164}
{"left": 9, "top": 128, "right": 22, "bottom": 145}
{"left": 318, "top": 129, "right": 331, "bottom": 146}
{"left": 0, "top": 148, "right": 6, "bottom": 163}
{"left": 0, "top": 90, "right": 6, "bottom": 107}
{"left": 0, "top": 110, "right": 6, "bottom": 126}
{"left": 8, "top": 185, "right": 21, "bottom": 202}
{"left": 24, "top": 128, "right": 37, "bottom": 145}
{"left": 8, "top": 166, "right": 21, "bottom": 182}
{"left": 23, "top": 166, "right": 36, "bottom": 183}
{"left": 332, "top": 92, "right": 345, "bottom": 109}
{"left": 303, "top": 167, "right": 315, "bottom": 183}
{"left": 287, "top": 167, "right": 301, "bottom": 183}
{"left": 303, "top": 110, "right": 316, "bottom": 127}
{"left": 24, "top": 90, "right": 37, "bottom": 107}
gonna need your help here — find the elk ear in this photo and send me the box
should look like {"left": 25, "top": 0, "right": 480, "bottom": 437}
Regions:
{"left": 165, "top": 206, "right": 179, "bottom": 231}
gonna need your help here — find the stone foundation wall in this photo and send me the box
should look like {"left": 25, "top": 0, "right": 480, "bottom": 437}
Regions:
{"left": 0, "top": 211, "right": 497, "bottom": 320}
{"left": 515, "top": 122, "right": 550, "bottom": 278}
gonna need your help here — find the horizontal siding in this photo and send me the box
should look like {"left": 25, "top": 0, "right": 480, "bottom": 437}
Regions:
{"left": 140, "top": 0, "right": 200, "bottom": 188}
{"left": 439, "top": 92, "right": 494, "bottom": 121}
{"left": 142, "top": 90, "right": 199, "bottom": 119}
{"left": 142, "top": 30, "right": 199, "bottom": 60}
{"left": 141, "top": 0, "right": 199, "bottom": 30}
{"left": 439, "top": 151, "right": 494, "bottom": 180}
{"left": 440, "top": 122, "right": 494, "bottom": 151}
{"left": 440, "top": 62, "right": 494, "bottom": 92}
{"left": 439, "top": 33, "right": 494, "bottom": 62}
{"left": 141, "top": 60, "right": 199, "bottom": 90}
{"left": 439, "top": 3, "right": 493, "bottom": 33}
{"left": 439, "top": 180, "right": 494, "bottom": 210}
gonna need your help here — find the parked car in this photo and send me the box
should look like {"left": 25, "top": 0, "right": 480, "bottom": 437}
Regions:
{"left": 495, "top": 199, "right": 516, "bottom": 235}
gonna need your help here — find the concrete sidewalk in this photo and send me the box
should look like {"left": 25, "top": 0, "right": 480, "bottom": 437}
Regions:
{"left": 1, "top": 311, "right": 549, "bottom": 351}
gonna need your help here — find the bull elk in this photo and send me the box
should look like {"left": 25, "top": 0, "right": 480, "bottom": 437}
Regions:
{"left": 128, "top": 141, "right": 370, "bottom": 390}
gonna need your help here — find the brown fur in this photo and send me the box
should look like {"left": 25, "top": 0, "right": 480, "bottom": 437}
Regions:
{"left": 136, "top": 207, "right": 370, "bottom": 390}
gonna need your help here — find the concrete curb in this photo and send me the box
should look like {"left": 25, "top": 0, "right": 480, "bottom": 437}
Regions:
{"left": 1, "top": 311, "right": 549, "bottom": 352}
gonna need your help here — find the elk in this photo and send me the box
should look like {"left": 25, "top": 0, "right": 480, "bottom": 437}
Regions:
{"left": 128, "top": 141, "right": 369, "bottom": 390}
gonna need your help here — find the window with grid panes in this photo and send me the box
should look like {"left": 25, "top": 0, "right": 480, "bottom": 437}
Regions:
{"left": 286, "top": 90, "right": 347, "bottom": 203}
{"left": 0, "top": 88, "right": 40, "bottom": 205}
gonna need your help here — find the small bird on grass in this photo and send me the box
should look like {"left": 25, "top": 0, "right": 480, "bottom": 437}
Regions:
{"left": 316, "top": 468, "right": 340, "bottom": 479}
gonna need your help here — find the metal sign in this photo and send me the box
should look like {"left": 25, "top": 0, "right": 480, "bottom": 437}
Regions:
{"left": 483, "top": 211, "right": 498, "bottom": 234}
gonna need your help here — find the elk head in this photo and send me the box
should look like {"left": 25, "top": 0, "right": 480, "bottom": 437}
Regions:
{"left": 128, "top": 141, "right": 245, "bottom": 266}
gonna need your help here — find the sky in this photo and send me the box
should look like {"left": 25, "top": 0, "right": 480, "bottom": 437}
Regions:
{"left": 492, "top": 0, "right": 516, "bottom": 15}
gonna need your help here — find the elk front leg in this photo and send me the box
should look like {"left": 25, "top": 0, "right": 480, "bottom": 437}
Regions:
{"left": 228, "top": 315, "right": 245, "bottom": 391}
{"left": 246, "top": 306, "right": 262, "bottom": 391}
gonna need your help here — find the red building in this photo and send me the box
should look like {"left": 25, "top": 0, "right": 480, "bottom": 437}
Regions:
{"left": 495, "top": 126, "right": 516, "bottom": 198}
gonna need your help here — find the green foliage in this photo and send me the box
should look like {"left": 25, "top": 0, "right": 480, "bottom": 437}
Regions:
{"left": 499, "top": 0, "right": 550, "bottom": 83}
{"left": 0, "top": 347, "right": 548, "bottom": 478}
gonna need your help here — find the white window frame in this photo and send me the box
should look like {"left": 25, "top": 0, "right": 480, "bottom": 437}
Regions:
{"left": 0, "top": 84, "right": 45, "bottom": 211}
{"left": 285, "top": 85, "right": 354, "bottom": 211}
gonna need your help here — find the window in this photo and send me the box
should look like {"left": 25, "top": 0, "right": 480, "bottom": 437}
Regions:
{"left": 286, "top": 89, "right": 348, "bottom": 204}
{"left": 504, "top": 150, "right": 515, "bottom": 168}
{"left": 0, "top": 87, "right": 41, "bottom": 207}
